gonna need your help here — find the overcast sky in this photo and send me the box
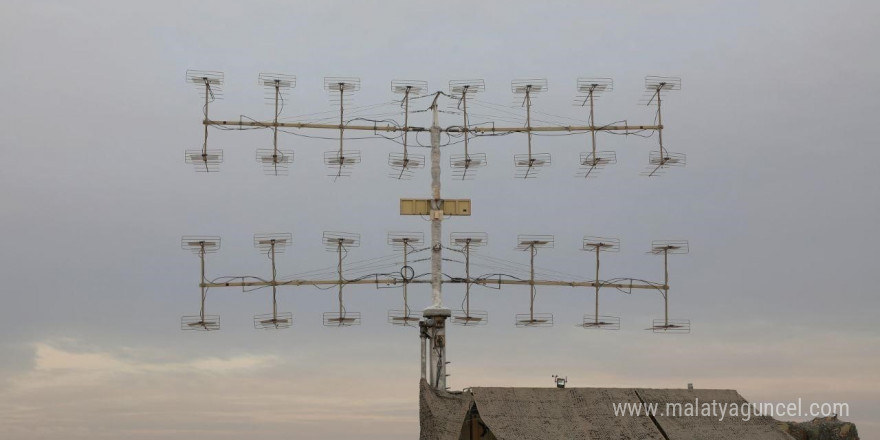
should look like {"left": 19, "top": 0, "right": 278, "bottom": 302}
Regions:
{"left": 1, "top": 1, "right": 878, "bottom": 439}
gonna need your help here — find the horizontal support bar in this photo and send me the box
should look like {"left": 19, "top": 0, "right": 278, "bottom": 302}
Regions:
{"left": 205, "top": 119, "right": 412, "bottom": 132}
{"left": 201, "top": 278, "right": 666, "bottom": 290}
{"left": 203, "top": 119, "right": 661, "bottom": 134}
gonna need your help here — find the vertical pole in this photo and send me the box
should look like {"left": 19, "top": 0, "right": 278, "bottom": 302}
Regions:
{"left": 664, "top": 248, "right": 669, "bottom": 327}
{"left": 595, "top": 246, "right": 600, "bottom": 325}
{"left": 420, "top": 323, "right": 427, "bottom": 381}
{"left": 462, "top": 88, "right": 469, "bottom": 160}
{"left": 202, "top": 80, "right": 210, "bottom": 172}
{"left": 429, "top": 330, "right": 436, "bottom": 386}
{"left": 656, "top": 86, "right": 664, "bottom": 160}
{"left": 530, "top": 244, "right": 536, "bottom": 322}
{"left": 273, "top": 82, "right": 280, "bottom": 158}
{"left": 270, "top": 241, "right": 277, "bottom": 320}
{"left": 338, "top": 85, "right": 345, "bottom": 158}
{"left": 465, "top": 240, "right": 471, "bottom": 316}
{"left": 589, "top": 88, "right": 597, "bottom": 161}
{"left": 403, "top": 87, "right": 410, "bottom": 163}
{"left": 202, "top": 80, "right": 209, "bottom": 157}
{"left": 338, "top": 240, "right": 344, "bottom": 321}
{"left": 402, "top": 239, "right": 409, "bottom": 317}
{"left": 199, "top": 243, "right": 206, "bottom": 322}
{"left": 525, "top": 86, "right": 533, "bottom": 160}
{"left": 430, "top": 94, "right": 442, "bottom": 309}
{"left": 424, "top": 92, "right": 451, "bottom": 391}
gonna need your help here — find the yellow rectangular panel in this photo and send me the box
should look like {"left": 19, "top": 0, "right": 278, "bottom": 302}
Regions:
{"left": 400, "top": 198, "right": 471, "bottom": 216}
{"left": 444, "top": 199, "right": 471, "bottom": 216}
{"left": 400, "top": 199, "right": 430, "bottom": 215}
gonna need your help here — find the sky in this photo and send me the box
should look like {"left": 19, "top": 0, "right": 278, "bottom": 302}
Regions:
{"left": 0, "top": 0, "right": 878, "bottom": 438}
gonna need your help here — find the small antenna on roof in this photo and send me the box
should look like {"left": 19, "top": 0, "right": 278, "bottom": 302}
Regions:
{"left": 640, "top": 76, "right": 685, "bottom": 177}
{"left": 323, "top": 231, "right": 362, "bottom": 326}
{"left": 449, "top": 80, "right": 488, "bottom": 180}
{"left": 180, "top": 236, "right": 221, "bottom": 331}
{"left": 515, "top": 235, "right": 554, "bottom": 327}
{"left": 253, "top": 233, "right": 293, "bottom": 329}
{"left": 512, "top": 79, "right": 551, "bottom": 179}
{"left": 389, "top": 81, "right": 427, "bottom": 179}
{"left": 581, "top": 236, "right": 620, "bottom": 330}
{"left": 575, "top": 78, "right": 617, "bottom": 178}
{"left": 387, "top": 232, "right": 424, "bottom": 326}
{"left": 450, "top": 232, "right": 488, "bottom": 326}
{"left": 648, "top": 240, "right": 690, "bottom": 333}
{"left": 256, "top": 73, "right": 296, "bottom": 176}
{"left": 185, "top": 70, "right": 224, "bottom": 172}
{"left": 323, "top": 77, "right": 362, "bottom": 179}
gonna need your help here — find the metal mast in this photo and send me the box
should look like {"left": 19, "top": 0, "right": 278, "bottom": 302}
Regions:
{"left": 423, "top": 92, "right": 451, "bottom": 390}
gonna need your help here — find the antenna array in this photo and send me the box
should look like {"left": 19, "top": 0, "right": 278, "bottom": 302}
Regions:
{"left": 185, "top": 73, "right": 685, "bottom": 178}
{"left": 323, "top": 231, "right": 362, "bottom": 326}
{"left": 515, "top": 235, "right": 555, "bottom": 327}
{"left": 180, "top": 236, "right": 221, "bottom": 331}
{"left": 185, "top": 70, "right": 224, "bottom": 172}
{"left": 323, "top": 77, "right": 362, "bottom": 179}
{"left": 649, "top": 240, "right": 690, "bottom": 333}
{"left": 387, "top": 232, "right": 424, "bottom": 326}
{"left": 256, "top": 73, "right": 296, "bottom": 176}
{"left": 449, "top": 80, "right": 488, "bottom": 180}
{"left": 388, "top": 81, "right": 427, "bottom": 179}
{"left": 581, "top": 236, "right": 621, "bottom": 330}
{"left": 641, "top": 76, "right": 685, "bottom": 177}
{"left": 450, "top": 232, "right": 489, "bottom": 326}
{"left": 575, "top": 78, "right": 618, "bottom": 178}
{"left": 180, "top": 72, "right": 691, "bottom": 335}
{"left": 511, "top": 79, "right": 552, "bottom": 179}
{"left": 253, "top": 233, "right": 293, "bottom": 329}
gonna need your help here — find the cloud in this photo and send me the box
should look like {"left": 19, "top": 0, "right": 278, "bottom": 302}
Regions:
{"left": 0, "top": 340, "right": 415, "bottom": 440}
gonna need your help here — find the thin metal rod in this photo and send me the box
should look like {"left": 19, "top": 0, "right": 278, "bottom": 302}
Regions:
{"left": 525, "top": 85, "right": 533, "bottom": 159}
{"left": 657, "top": 87, "right": 664, "bottom": 158}
{"left": 664, "top": 248, "right": 669, "bottom": 326}
{"left": 465, "top": 240, "right": 471, "bottom": 316}
{"left": 199, "top": 243, "right": 206, "bottom": 321}
{"left": 270, "top": 241, "right": 277, "bottom": 319}
{"left": 462, "top": 88, "right": 470, "bottom": 159}
{"left": 201, "top": 279, "right": 666, "bottom": 290}
{"left": 529, "top": 244, "right": 536, "bottom": 321}
{"left": 402, "top": 87, "right": 410, "bottom": 161}
{"left": 420, "top": 328, "right": 427, "bottom": 380}
{"left": 338, "top": 85, "right": 344, "bottom": 157}
{"left": 589, "top": 88, "right": 597, "bottom": 160}
{"left": 402, "top": 239, "right": 409, "bottom": 316}
{"left": 204, "top": 119, "right": 660, "bottom": 134}
{"left": 338, "top": 240, "right": 344, "bottom": 320}
{"left": 202, "top": 80, "right": 210, "bottom": 172}
{"left": 595, "top": 247, "right": 600, "bottom": 325}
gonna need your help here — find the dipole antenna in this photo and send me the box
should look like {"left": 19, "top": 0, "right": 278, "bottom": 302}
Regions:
{"left": 180, "top": 236, "right": 221, "bottom": 330}
{"left": 450, "top": 232, "right": 488, "bottom": 326}
{"left": 649, "top": 240, "right": 690, "bottom": 333}
{"left": 512, "top": 79, "right": 551, "bottom": 179}
{"left": 253, "top": 233, "right": 293, "bottom": 329}
{"left": 323, "top": 231, "right": 362, "bottom": 326}
{"left": 256, "top": 73, "right": 296, "bottom": 176}
{"left": 581, "top": 236, "right": 621, "bottom": 330}
{"left": 575, "top": 78, "right": 617, "bottom": 178}
{"left": 323, "top": 77, "right": 362, "bottom": 179}
{"left": 515, "top": 235, "right": 555, "bottom": 327}
{"left": 641, "top": 76, "right": 685, "bottom": 177}
{"left": 449, "top": 80, "right": 487, "bottom": 180}
{"left": 387, "top": 232, "right": 425, "bottom": 325}
{"left": 389, "top": 81, "right": 427, "bottom": 179}
{"left": 185, "top": 70, "right": 224, "bottom": 172}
